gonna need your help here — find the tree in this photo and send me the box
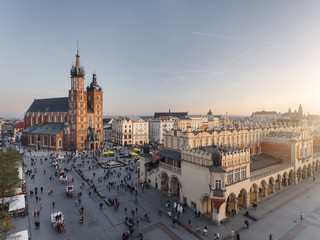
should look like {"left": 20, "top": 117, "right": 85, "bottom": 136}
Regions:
{"left": 0, "top": 147, "right": 21, "bottom": 240}
{"left": 0, "top": 210, "right": 15, "bottom": 240}
{"left": 0, "top": 147, "right": 22, "bottom": 205}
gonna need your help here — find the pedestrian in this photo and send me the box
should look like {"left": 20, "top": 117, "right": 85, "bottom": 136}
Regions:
{"left": 269, "top": 234, "right": 273, "bottom": 240}
{"left": 172, "top": 218, "right": 176, "bottom": 228}
{"left": 52, "top": 201, "right": 55, "bottom": 208}
{"left": 40, "top": 187, "right": 43, "bottom": 193}
{"left": 80, "top": 206, "right": 84, "bottom": 215}
{"left": 231, "top": 229, "right": 235, "bottom": 239}
{"left": 158, "top": 209, "right": 162, "bottom": 216}
{"left": 40, "top": 203, "right": 43, "bottom": 211}
{"left": 125, "top": 207, "right": 127, "bottom": 215}
{"left": 188, "top": 219, "right": 191, "bottom": 228}
{"left": 313, "top": 176, "right": 315, "bottom": 182}
{"left": 245, "top": 220, "right": 249, "bottom": 229}
{"left": 78, "top": 199, "right": 81, "bottom": 205}
{"left": 235, "top": 231, "right": 240, "bottom": 240}
{"left": 195, "top": 225, "right": 200, "bottom": 234}
{"left": 300, "top": 212, "right": 303, "bottom": 220}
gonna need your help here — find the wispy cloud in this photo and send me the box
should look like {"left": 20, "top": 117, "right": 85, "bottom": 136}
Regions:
{"left": 191, "top": 31, "right": 269, "bottom": 45}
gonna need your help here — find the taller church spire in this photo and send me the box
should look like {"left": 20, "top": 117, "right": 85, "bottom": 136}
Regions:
{"left": 71, "top": 41, "right": 85, "bottom": 78}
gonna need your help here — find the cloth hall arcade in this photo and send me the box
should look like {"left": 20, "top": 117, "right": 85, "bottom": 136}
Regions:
{"left": 140, "top": 120, "right": 319, "bottom": 224}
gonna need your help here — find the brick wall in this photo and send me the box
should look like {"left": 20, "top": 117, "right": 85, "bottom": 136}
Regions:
{"left": 260, "top": 142, "right": 291, "bottom": 162}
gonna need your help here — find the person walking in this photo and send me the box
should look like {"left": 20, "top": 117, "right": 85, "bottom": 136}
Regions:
{"left": 269, "top": 234, "right": 273, "bottom": 240}
{"left": 188, "top": 219, "right": 191, "bottom": 228}
{"left": 80, "top": 206, "right": 84, "bottom": 215}
{"left": 52, "top": 201, "right": 55, "bottom": 208}
{"left": 245, "top": 220, "right": 249, "bottom": 229}
{"left": 172, "top": 218, "right": 176, "bottom": 228}
{"left": 300, "top": 212, "right": 303, "bottom": 220}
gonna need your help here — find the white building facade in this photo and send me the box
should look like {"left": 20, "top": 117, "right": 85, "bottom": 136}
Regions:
{"left": 149, "top": 119, "right": 175, "bottom": 144}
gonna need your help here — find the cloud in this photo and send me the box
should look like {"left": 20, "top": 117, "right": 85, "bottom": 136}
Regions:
{"left": 191, "top": 31, "right": 269, "bottom": 45}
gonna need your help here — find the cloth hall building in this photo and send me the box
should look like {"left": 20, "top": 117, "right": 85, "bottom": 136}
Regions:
{"left": 140, "top": 121, "right": 320, "bottom": 224}
{"left": 22, "top": 48, "right": 103, "bottom": 151}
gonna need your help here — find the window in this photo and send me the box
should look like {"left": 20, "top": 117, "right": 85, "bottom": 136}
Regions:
{"left": 215, "top": 179, "right": 222, "bottom": 190}
{"left": 59, "top": 140, "right": 62, "bottom": 147}
{"left": 31, "top": 135, "right": 34, "bottom": 144}
{"left": 97, "top": 96, "right": 100, "bottom": 101}
{"left": 234, "top": 168, "right": 240, "bottom": 181}
{"left": 51, "top": 136, "right": 55, "bottom": 146}
{"left": 227, "top": 170, "right": 233, "bottom": 184}
{"left": 44, "top": 136, "right": 47, "bottom": 146}
{"left": 241, "top": 166, "right": 247, "bottom": 179}
{"left": 37, "top": 135, "right": 41, "bottom": 142}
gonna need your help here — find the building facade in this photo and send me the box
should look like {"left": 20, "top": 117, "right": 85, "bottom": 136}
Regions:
{"left": 140, "top": 120, "right": 319, "bottom": 224}
{"left": 22, "top": 47, "right": 103, "bottom": 151}
{"left": 149, "top": 118, "right": 175, "bottom": 144}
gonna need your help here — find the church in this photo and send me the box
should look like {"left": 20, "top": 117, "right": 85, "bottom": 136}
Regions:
{"left": 22, "top": 46, "right": 103, "bottom": 151}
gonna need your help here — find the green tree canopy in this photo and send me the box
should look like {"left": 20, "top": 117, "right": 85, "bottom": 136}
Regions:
{"left": 0, "top": 147, "right": 22, "bottom": 205}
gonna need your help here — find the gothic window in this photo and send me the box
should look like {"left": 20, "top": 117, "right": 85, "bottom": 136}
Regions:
{"left": 97, "top": 104, "right": 100, "bottom": 109}
{"left": 81, "top": 96, "right": 83, "bottom": 101}
{"left": 37, "top": 135, "right": 41, "bottom": 142}
{"left": 59, "top": 140, "right": 62, "bottom": 147}
{"left": 97, "top": 96, "right": 100, "bottom": 101}
{"left": 31, "top": 135, "right": 34, "bottom": 144}
{"left": 44, "top": 136, "right": 47, "bottom": 145}
{"left": 51, "top": 137, "right": 55, "bottom": 146}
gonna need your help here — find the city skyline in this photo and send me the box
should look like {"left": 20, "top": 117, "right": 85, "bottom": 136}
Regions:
{"left": 1, "top": 1, "right": 320, "bottom": 117}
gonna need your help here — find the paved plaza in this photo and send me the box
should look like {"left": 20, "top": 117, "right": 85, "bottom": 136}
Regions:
{"left": 9, "top": 147, "right": 320, "bottom": 240}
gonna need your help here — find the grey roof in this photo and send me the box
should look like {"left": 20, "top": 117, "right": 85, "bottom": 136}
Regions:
{"left": 209, "top": 165, "right": 226, "bottom": 173}
{"left": 27, "top": 97, "right": 69, "bottom": 113}
{"left": 22, "top": 123, "right": 65, "bottom": 135}
{"left": 157, "top": 149, "right": 181, "bottom": 161}
{"left": 140, "top": 153, "right": 153, "bottom": 158}
{"left": 154, "top": 112, "right": 188, "bottom": 118}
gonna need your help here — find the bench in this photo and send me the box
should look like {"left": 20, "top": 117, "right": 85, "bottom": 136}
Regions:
{"left": 244, "top": 211, "right": 258, "bottom": 221}
{"left": 98, "top": 191, "right": 105, "bottom": 198}
{"left": 104, "top": 198, "right": 113, "bottom": 206}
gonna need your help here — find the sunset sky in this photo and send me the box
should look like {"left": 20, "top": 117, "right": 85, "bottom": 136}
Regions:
{"left": 1, "top": 1, "right": 320, "bottom": 117}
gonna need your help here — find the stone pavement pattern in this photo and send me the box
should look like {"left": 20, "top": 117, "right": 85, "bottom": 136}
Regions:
{"left": 8, "top": 147, "right": 320, "bottom": 240}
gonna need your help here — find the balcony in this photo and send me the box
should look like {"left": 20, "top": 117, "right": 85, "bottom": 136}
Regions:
{"left": 159, "top": 162, "right": 181, "bottom": 174}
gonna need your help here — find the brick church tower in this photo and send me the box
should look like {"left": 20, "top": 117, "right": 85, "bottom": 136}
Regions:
{"left": 86, "top": 71, "right": 103, "bottom": 150}
{"left": 68, "top": 44, "right": 87, "bottom": 150}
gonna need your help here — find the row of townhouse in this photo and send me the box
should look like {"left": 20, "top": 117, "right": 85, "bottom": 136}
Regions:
{"left": 103, "top": 109, "right": 223, "bottom": 146}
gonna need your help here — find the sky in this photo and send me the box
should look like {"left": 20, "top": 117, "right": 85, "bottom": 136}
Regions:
{"left": 1, "top": 1, "right": 320, "bottom": 117}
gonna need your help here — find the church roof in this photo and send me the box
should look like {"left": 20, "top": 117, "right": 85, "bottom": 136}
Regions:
{"left": 22, "top": 123, "right": 65, "bottom": 135}
{"left": 27, "top": 97, "right": 69, "bottom": 113}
